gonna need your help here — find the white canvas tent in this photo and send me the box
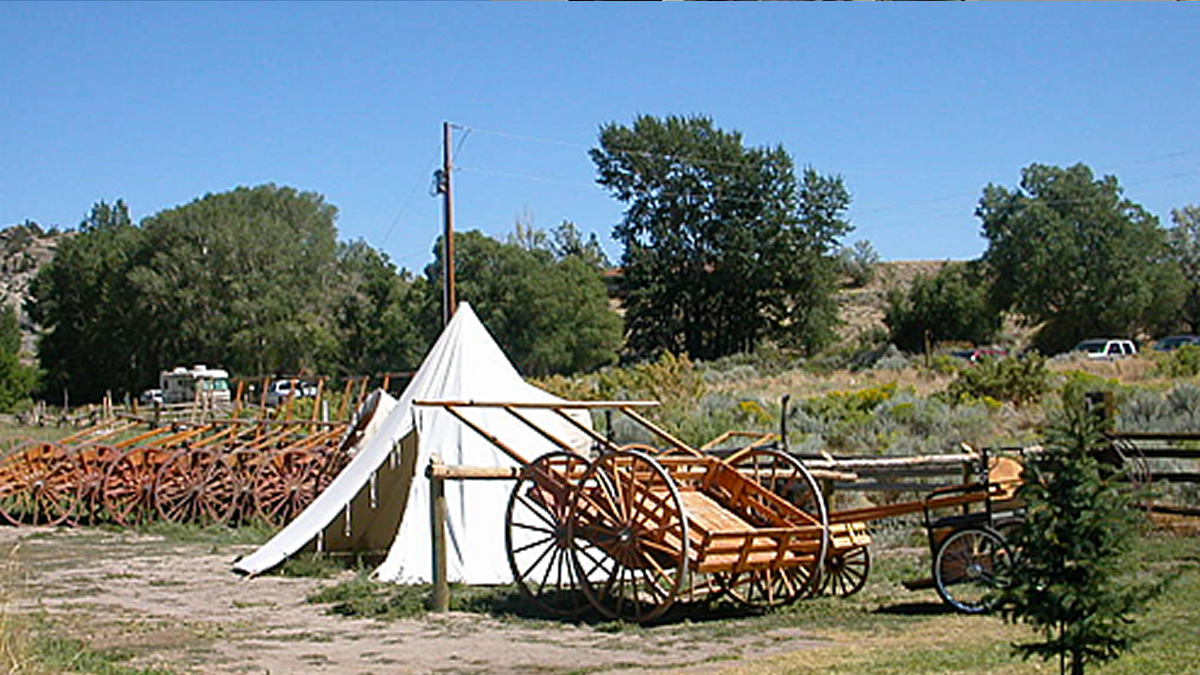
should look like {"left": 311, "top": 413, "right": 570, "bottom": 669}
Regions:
{"left": 233, "top": 303, "right": 593, "bottom": 583}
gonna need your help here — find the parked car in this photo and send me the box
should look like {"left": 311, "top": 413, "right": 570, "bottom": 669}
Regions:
{"left": 1152, "top": 335, "right": 1200, "bottom": 352}
{"left": 264, "top": 379, "right": 319, "bottom": 407}
{"left": 1071, "top": 338, "right": 1138, "bottom": 359}
{"left": 949, "top": 347, "right": 1009, "bottom": 364}
{"left": 138, "top": 388, "right": 164, "bottom": 406}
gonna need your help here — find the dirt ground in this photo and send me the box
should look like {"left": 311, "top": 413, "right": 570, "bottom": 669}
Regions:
{"left": 3, "top": 526, "right": 826, "bottom": 675}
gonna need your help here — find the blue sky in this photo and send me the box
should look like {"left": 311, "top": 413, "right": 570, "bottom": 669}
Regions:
{"left": 2, "top": 2, "right": 1197, "bottom": 271}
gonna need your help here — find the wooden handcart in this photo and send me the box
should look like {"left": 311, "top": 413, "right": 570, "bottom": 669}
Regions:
{"left": 416, "top": 399, "right": 871, "bottom": 623}
{"left": 824, "top": 450, "right": 1024, "bottom": 613}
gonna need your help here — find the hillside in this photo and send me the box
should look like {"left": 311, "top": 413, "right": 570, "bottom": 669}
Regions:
{"left": 835, "top": 260, "right": 959, "bottom": 344}
{"left": 0, "top": 223, "right": 62, "bottom": 358}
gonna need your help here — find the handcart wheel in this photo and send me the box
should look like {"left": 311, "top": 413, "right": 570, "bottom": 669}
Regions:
{"left": 224, "top": 449, "right": 262, "bottom": 525}
{"left": 254, "top": 449, "right": 321, "bottom": 527}
{"left": 153, "top": 448, "right": 236, "bottom": 525}
{"left": 933, "top": 526, "right": 1013, "bottom": 614}
{"left": 71, "top": 445, "right": 121, "bottom": 525}
{"left": 505, "top": 451, "right": 591, "bottom": 617}
{"left": 820, "top": 545, "right": 870, "bottom": 597}
{"left": 568, "top": 449, "right": 689, "bottom": 623}
{"left": 0, "top": 444, "right": 76, "bottom": 526}
{"left": 719, "top": 448, "right": 828, "bottom": 606}
{"left": 101, "top": 447, "right": 163, "bottom": 527}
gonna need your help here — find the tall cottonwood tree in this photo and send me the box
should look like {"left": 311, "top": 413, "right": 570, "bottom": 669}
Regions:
{"left": 1167, "top": 205, "right": 1200, "bottom": 334}
{"left": 978, "top": 163, "right": 1185, "bottom": 353}
{"left": 31, "top": 186, "right": 430, "bottom": 403}
{"left": 129, "top": 185, "right": 341, "bottom": 378}
{"left": 422, "top": 230, "right": 622, "bottom": 377}
{"left": 29, "top": 200, "right": 146, "bottom": 401}
{"left": 591, "top": 114, "right": 851, "bottom": 360}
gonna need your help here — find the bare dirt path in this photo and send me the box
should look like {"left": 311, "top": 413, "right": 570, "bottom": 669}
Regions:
{"left": 4, "top": 527, "right": 822, "bottom": 674}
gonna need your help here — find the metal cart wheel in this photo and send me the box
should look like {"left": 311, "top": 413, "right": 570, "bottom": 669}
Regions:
{"left": 153, "top": 448, "right": 236, "bottom": 525}
{"left": 0, "top": 444, "right": 76, "bottom": 526}
{"left": 933, "top": 526, "right": 1013, "bottom": 614}
{"left": 820, "top": 545, "right": 870, "bottom": 597}
{"left": 568, "top": 448, "right": 689, "bottom": 623}
{"left": 719, "top": 448, "right": 828, "bottom": 606}
{"left": 505, "top": 451, "right": 591, "bottom": 617}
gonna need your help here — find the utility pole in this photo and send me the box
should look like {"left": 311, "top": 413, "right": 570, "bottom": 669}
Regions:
{"left": 441, "top": 121, "right": 457, "bottom": 327}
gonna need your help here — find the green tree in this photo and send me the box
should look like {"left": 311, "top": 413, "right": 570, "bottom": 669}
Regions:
{"left": 31, "top": 187, "right": 391, "bottom": 403}
{"left": 884, "top": 262, "right": 1001, "bottom": 353}
{"left": 0, "top": 304, "right": 37, "bottom": 411}
{"left": 423, "top": 230, "right": 622, "bottom": 377}
{"left": 29, "top": 200, "right": 146, "bottom": 402}
{"left": 591, "top": 114, "right": 851, "bottom": 360}
{"left": 333, "top": 240, "right": 427, "bottom": 377}
{"left": 837, "top": 239, "right": 879, "bottom": 289}
{"left": 1167, "top": 205, "right": 1200, "bottom": 334}
{"left": 977, "top": 163, "right": 1186, "bottom": 354}
{"left": 549, "top": 220, "right": 610, "bottom": 270}
{"left": 998, "top": 387, "right": 1160, "bottom": 675}
{"left": 130, "top": 184, "right": 341, "bottom": 378}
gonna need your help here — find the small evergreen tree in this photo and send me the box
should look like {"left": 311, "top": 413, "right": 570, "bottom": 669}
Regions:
{"left": 998, "top": 386, "right": 1161, "bottom": 675}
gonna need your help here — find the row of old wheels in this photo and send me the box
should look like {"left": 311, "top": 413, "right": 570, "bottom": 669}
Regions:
{"left": 0, "top": 443, "right": 342, "bottom": 528}
{"left": 505, "top": 447, "right": 831, "bottom": 623}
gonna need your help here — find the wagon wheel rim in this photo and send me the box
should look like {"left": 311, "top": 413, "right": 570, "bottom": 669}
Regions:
{"left": 568, "top": 449, "right": 689, "bottom": 624}
{"left": 505, "top": 451, "right": 591, "bottom": 617}
{"left": 225, "top": 450, "right": 263, "bottom": 525}
{"left": 253, "top": 449, "right": 321, "bottom": 527}
{"left": 101, "top": 448, "right": 161, "bottom": 527}
{"left": 933, "top": 526, "right": 1013, "bottom": 614}
{"left": 71, "top": 446, "right": 120, "bottom": 526}
{"left": 719, "top": 448, "right": 829, "bottom": 606}
{"left": 820, "top": 545, "right": 870, "bottom": 597}
{"left": 0, "top": 445, "right": 76, "bottom": 526}
{"left": 153, "top": 448, "right": 236, "bottom": 525}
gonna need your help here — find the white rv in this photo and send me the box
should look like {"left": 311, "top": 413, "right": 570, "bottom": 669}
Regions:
{"left": 159, "top": 365, "right": 232, "bottom": 405}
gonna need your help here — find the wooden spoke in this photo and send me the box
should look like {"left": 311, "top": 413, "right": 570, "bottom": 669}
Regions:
{"left": 0, "top": 444, "right": 76, "bottom": 526}
{"left": 505, "top": 451, "right": 590, "bottom": 617}
{"left": 568, "top": 449, "right": 688, "bottom": 624}
{"left": 71, "top": 446, "right": 120, "bottom": 525}
{"left": 820, "top": 546, "right": 870, "bottom": 597}
{"left": 253, "top": 449, "right": 321, "bottom": 527}
{"left": 719, "top": 448, "right": 829, "bottom": 607}
{"left": 224, "top": 450, "right": 263, "bottom": 525}
{"left": 933, "top": 526, "right": 1013, "bottom": 614}
{"left": 154, "top": 449, "right": 236, "bottom": 525}
{"left": 101, "top": 448, "right": 166, "bottom": 527}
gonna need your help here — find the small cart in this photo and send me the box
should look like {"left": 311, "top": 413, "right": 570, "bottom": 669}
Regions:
{"left": 416, "top": 399, "right": 871, "bottom": 623}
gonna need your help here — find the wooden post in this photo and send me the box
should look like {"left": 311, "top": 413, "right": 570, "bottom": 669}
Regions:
{"left": 429, "top": 456, "right": 449, "bottom": 613}
{"left": 441, "top": 121, "right": 457, "bottom": 327}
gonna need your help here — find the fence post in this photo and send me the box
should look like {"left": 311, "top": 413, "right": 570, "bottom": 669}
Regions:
{"left": 429, "top": 456, "right": 449, "bottom": 613}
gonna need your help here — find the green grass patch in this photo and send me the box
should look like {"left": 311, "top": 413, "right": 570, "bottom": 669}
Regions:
{"left": 28, "top": 633, "right": 177, "bottom": 675}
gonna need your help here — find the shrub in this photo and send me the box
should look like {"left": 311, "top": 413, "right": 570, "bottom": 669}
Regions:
{"left": 1154, "top": 344, "right": 1200, "bottom": 378}
{"left": 884, "top": 264, "right": 1001, "bottom": 353}
{"left": 945, "top": 354, "right": 1050, "bottom": 406}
